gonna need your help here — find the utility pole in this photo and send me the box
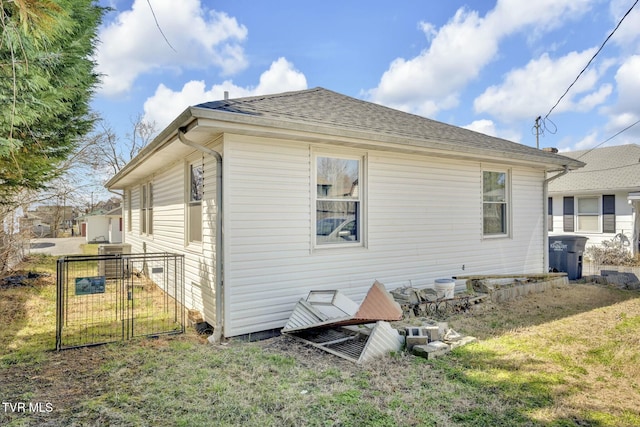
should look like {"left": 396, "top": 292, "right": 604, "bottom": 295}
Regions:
{"left": 534, "top": 116, "right": 542, "bottom": 149}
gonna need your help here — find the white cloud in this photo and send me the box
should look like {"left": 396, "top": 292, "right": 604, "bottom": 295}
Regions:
{"left": 143, "top": 58, "right": 307, "bottom": 128}
{"left": 463, "top": 119, "right": 497, "bottom": 137}
{"left": 462, "top": 119, "right": 522, "bottom": 143}
{"left": 96, "top": 0, "right": 248, "bottom": 96}
{"left": 366, "top": 0, "right": 596, "bottom": 117}
{"left": 473, "top": 49, "right": 612, "bottom": 122}
{"left": 609, "top": 0, "right": 640, "bottom": 49}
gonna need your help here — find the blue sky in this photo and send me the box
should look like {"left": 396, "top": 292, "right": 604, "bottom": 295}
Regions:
{"left": 93, "top": 0, "right": 640, "bottom": 153}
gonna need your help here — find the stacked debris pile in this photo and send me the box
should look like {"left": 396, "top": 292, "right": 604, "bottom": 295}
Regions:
{"left": 390, "top": 285, "right": 485, "bottom": 319}
{"left": 282, "top": 281, "right": 405, "bottom": 364}
{"left": 282, "top": 281, "right": 479, "bottom": 364}
{"left": 403, "top": 319, "right": 477, "bottom": 359}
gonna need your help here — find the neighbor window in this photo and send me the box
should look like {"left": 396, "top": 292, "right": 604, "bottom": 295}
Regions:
{"left": 141, "top": 182, "right": 153, "bottom": 235}
{"left": 602, "top": 195, "right": 615, "bottom": 233}
{"left": 576, "top": 196, "right": 599, "bottom": 232}
{"left": 547, "top": 197, "right": 553, "bottom": 232}
{"left": 482, "top": 170, "right": 509, "bottom": 236}
{"left": 315, "top": 155, "right": 362, "bottom": 246}
{"left": 188, "top": 163, "right": 204, "bottom": 243}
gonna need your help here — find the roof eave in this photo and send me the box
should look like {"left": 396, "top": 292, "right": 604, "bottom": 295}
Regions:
{"left": 189, "top": 107, "right": 586, "bottom": 171}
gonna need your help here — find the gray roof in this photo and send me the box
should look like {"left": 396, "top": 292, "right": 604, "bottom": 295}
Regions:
{"left": 107, "top": 87, "right": 584, "bottom": 189}
{"left": 548, "top": 144, "right": 640, "bottom": 193}
{"left": 196, "top": 87, "right": 582, "bottom": 169}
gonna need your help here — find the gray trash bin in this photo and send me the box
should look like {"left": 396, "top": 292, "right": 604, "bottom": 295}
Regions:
{"left": 549, "top": 236, "right": 588, "bottom": 280}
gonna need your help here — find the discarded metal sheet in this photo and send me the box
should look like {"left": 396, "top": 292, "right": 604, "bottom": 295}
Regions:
{"left": 287, "top": 321, "right": 403, "bottom": 364}
{"left": 282, "top": 281, "right": 403, "bottom": 333}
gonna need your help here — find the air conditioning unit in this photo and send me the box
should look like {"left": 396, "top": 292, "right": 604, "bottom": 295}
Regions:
{"left": 98, "top": 243, "right": 131, "bottom": 278}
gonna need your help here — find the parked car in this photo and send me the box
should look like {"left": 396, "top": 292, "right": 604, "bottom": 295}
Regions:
{"left": 316, "top": 217, "right": 357, "bottom": 244}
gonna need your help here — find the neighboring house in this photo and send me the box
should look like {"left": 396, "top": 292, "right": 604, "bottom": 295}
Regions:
{"left": 105, "top": 87, "right": 584, "bottom": 339}
{"left": 548, "top": 144, "right": 640, "bottom": 255}
{"left": 78, "top": 207, "right": 123, "bottom": 243}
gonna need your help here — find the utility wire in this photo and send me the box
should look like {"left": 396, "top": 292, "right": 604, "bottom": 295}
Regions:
{"left": 574, "top": 118, "right": 640, "bottom": 160}
{"left": 544, "top": 0, "right": 638, "bottom": 120}
{"left": 146, "top": 0, "right": 176, "bottom": 53}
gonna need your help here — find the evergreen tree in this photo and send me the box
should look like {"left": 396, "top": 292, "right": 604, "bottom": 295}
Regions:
{"left": 0, "top": 0, "right": 105, "bottom": 204}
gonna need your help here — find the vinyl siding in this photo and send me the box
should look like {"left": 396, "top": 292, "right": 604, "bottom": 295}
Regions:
{"left": 122, "top": 145, "right": 220, "bottom": 324}
{"left": 223, "top": 136, "right": 546, "bottom": 336}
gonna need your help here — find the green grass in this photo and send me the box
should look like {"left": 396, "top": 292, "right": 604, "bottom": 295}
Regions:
{"left": 2, "top": 256, "right": 640, "bottom": 426}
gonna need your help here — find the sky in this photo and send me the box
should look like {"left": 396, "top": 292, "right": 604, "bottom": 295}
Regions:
{"left": 92, "top": 0, "right": 640, "bottom": 155}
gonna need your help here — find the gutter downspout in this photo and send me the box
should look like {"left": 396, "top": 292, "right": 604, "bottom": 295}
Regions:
{"left": 178, "top": 127, "right": 224, "bottom": 343}
{"left": 543, "top": 165, "right": 570, "bottom": 273}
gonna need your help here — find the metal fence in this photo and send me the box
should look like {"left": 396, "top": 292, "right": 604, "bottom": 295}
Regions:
{"left": 56, "top": 253, "right": 184, "bottom": 350}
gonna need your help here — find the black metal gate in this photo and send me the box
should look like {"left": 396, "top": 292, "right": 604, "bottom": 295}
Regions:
{"left": 56, "top": 253, "right": 184, "bottom": 350}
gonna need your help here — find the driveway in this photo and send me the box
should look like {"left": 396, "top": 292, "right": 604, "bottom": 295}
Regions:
{"left": 29, "top": 237, "right": 86, "bottom": 256}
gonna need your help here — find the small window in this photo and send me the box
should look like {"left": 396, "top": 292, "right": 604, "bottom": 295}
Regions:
{"left": 602, "top": 195, "right": 615, "bottom": 233}
{"left": 315, "top": 155, "right": 362, "bottom": 246}
{"left": 547, "top": 197, "right": 553, "bottom": 232}
{"left": 563, "top": 196, "right": 574, "bottom": 232}
{"left": 188, "top": 163, "right": 204, "bottom": 243}
{"left": 482, "top": 170, "right": 508, "bottom": 236}
{"left": 140, "top": 182, "right": 153, "bottom": 235}
{"left": 126, "top": 189, "right": 132, "bottom": 232}
{"left": 576, "top": 196, "right": 599, "bottom": 232}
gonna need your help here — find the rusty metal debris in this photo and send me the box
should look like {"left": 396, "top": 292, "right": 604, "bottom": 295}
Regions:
{"left": 282, "top": 281, "right": 404, "bottom": 363}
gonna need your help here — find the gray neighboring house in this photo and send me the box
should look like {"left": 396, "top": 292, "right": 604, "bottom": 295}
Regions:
{"left": 106, "top": 87, "right": 584, "bottom": 339}
{"left": 548, "top": 144, "right": 640, "bottom": 255}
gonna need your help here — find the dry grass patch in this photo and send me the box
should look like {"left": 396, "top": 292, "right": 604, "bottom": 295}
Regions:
{"left": 2, "top": 257, "right": 640, "bottom": 426}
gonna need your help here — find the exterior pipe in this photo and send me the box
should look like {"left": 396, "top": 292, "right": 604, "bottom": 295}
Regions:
{"left": 543, "top": 165, "right": 570, "bottom": 273}
{"left": 178, "top": 127, "right": 224, "bottom": 343}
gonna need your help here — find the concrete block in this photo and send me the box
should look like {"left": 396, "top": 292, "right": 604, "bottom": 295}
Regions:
{"left": 412, "top": 341, "right": 451, "bottom": 359}
{"left": 424, "top": 325, "right": 440, "bottom": 342}
{"left": 405, "top": 326, "right": 429, "bottom": 351}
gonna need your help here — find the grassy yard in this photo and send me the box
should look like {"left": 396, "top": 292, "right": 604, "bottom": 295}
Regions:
{"left": 1, "top": 254, "right": 639, "bottom": 426}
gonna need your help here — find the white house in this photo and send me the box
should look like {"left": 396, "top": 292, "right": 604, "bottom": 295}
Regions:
{"left": 78, "top": 207, "right": 123, "bottom": 243}
{"left": 548, "top": 144, "right": 640, "bottom": 255}
{"left": 105, "top": 88, "right": 584, "bottom": 339}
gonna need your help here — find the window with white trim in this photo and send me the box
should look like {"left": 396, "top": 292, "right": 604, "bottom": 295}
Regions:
{"left": 576, "top": 196, "right": 599, "bottom": 232}
{"left": 188, "top": 163, "right": 204, "bottom": 243}
{"left": 482, "top": 170, "right": 509, "bottom": 236}
{"left": 315, "top": 155, "right": 362, "bottom": 246}
{"left": 141, "top": 182, "right": 153, "bottom": 235}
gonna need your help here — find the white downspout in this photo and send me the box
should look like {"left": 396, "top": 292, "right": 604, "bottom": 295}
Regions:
{"left": 178, "top": 127, "right": 224, "bottom": 343}
{"left": 543, "top": 165, "right": 570, "bottom": 273}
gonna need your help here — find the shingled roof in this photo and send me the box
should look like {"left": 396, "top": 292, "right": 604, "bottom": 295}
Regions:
{"left": 548, "top": 144, "right": 640, "bottom": 193}
{"left": 195, "top": 87, "right": 583, "bottom": 169}
{"left": 107, "top": 87, "right": 585, "bottom": 189}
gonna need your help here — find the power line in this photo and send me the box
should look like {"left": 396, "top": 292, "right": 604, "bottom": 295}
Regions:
{"left": 575, "top": 118, "right": 640, "bottom": 160}
{"left": 544, "top": 0, "right": 638, "bottom": 120}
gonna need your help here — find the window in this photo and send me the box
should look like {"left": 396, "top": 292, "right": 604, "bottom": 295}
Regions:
{"left": 563, "top": 196, "right": 574, "bottom": 232}
{"left": 126, "top": 189, "right": 132, "bottom": 232}
{"left": 547, "top": 197, "right": 553, "bottom": 232}
{"left": 188, "top": 163, "right": 204, "bottom": 243}
{"left": 602, "top": 195, "right": 615, "bottom": 233}
{"left": 576, "top": 196, "right": 598, "bottom": 232}
{"left": 315, "top": 155, "right": 362, "bottom": 246}
{"left": 141, "top": 182, "right": 153, "bottom": 235}
{"left": 482, "top": 170, "right": 508, "bottom": 236}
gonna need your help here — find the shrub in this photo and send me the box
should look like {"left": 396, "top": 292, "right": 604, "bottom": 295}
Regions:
{"left": 585, "top": 238, "right": 637, "bottom": 266}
